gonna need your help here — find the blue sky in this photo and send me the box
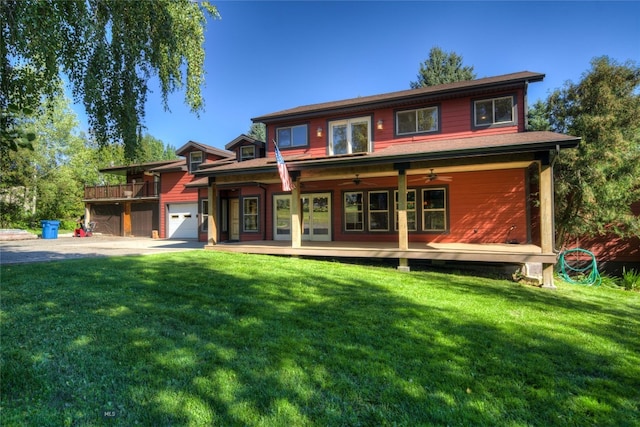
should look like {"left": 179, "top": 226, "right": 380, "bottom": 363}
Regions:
{"left": 80, "top": 1, "right": 640, "bottom": 150}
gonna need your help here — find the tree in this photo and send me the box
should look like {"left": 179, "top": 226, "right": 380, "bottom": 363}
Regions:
{"left": 410, "top": 47, "right": 476, "bottom": 88}
{"left": 543, "top": 56, "right": 640, "bottom": 246}
{"left": 134, "top": 134, "right": 178, "bottom": 163}
{"left": 1, "top": 0, "right": 219, "bottom": 160}
{"left": 248, "top": 123, "right": 266, "bottom": 142}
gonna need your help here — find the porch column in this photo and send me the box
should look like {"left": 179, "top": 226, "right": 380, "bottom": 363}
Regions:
{"left": 291, "top": 175, "right": 302, "bottom": 249}
{"left": 397, "top": 169, "right": 410, "bottom": 271}
{"left": 208, "top": 181, "right": 218, "bottom": 245}
{"left": 123, "top": 202, "right": 131, "bottom": 237}
{"left": 539, "top": 159, "right": 555, "bottom": 288}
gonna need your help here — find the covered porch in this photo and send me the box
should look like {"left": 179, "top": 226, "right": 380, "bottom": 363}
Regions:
{"left": 205, "top": 240, "right": 554, "bottom": 278}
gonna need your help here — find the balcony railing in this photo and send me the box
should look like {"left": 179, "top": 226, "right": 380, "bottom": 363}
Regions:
{"left": 84, "top": 182, "right": 160, "bottom": 200}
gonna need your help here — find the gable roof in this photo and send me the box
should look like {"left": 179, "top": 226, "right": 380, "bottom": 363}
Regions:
{"left": 175, "top": 140, "right": 234, "bottom": 158}
{"left": 225, "top": 134, "right": 265, "bottom": 151}
{"left": 252, "top": 71, "right": 544, "bottom": 124}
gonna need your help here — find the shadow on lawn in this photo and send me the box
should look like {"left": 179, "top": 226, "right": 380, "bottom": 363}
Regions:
{"left": 2, "top": 253, "right": 639, "bottom": 426}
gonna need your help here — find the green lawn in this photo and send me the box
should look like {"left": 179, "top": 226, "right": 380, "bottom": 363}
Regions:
{"left": 1, "top": 252, "right": 639, "bottom": 426}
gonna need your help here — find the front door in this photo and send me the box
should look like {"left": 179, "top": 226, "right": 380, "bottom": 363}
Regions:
{"left": 230, "top": 198, "right": 240, "bottom": 240}
{"left": 273, "top": 193, "right": 331, "bottom": 241}
{"left": 302, "top": 193, "right": 331, "bottom": 242}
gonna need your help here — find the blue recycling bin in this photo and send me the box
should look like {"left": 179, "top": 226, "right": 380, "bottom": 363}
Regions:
{"left": 41, "top": 220, "right": 60, "bottom": 239}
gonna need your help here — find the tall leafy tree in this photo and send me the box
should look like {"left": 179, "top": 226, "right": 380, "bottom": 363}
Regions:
{"left": 248, "top": 123, "right": 266, "bottom": 142}
{"left": 410, "top": 47, "right": 476, "bottom": 88}
{"left": 542, "top": 56, "right": 640, "bottom": 246}
{"left": 134, "top": 134, "right": 178, "bottom": 163}
{"left": 1, "top": 0, "right": 219, "bottom": 160}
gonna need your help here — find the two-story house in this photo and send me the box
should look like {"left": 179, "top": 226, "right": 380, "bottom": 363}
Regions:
{"left": 196, "top": 71, "right": 581, "bottom": 287}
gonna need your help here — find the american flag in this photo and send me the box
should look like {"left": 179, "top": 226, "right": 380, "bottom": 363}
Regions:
{"left": 274, "top": 141, "right": 294, "bottom": 192}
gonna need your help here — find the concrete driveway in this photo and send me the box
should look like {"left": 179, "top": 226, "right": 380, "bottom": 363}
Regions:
{"left": 0, "top": 235, "right": 203, "bottom": 265}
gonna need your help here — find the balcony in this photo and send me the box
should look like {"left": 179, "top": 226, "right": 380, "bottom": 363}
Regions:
{"left": 83, "top": 182, "right": 160, "bottom": 201}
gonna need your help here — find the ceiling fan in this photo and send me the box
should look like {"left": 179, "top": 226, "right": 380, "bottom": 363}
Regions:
{"left": 338, "top": 174, "right": 374, "bottom": 186}
{"left": 409, "top": 169, "right": 452, "bottom": 183}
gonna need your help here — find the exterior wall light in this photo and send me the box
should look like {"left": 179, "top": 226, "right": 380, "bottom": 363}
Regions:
{"left": 377, "top": 119, "right": 384, "bottom": 130}
{"left": 317, "top": 127, "right": 323, "bottom": 137}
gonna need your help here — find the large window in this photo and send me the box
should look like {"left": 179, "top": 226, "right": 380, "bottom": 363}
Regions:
{"left": 368, "top": 191, "right": 389, "bottom": 231}
{"left": 396, "top": 106, "right": 439, "bottom": 135}
{"left": 422, "top": 188, "right": 447, "bottom": 231}
{"left": 189, "top": 151, "right": 203, "bottom": 173}
{"left": 329, "top": 117, "right": 371, "bottom": 155}
{"left": 277, "top": 124, "right": 308, "bottom": 148}
{"left": 395, "top": 190, "right": 417, "bottom": 231}
{"left": 344, "top": 192, "right": 364, "bottom": 231}
{"left": 474, "top": 96, "right": 515, "bottom": 127}
{"left": 243, "top": 197, "right": 259, "bottom": 232}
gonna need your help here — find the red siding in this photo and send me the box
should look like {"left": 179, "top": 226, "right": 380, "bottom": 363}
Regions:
{"left": 255, "top": 169, "right": 530, "bottom": 245}
{"left": 266, "top": 89, "right": 526, "bottom": 159}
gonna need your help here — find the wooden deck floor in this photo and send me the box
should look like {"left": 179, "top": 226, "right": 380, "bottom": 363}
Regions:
{"left": 204, "top": 240, "right": 556, "bottom": 264}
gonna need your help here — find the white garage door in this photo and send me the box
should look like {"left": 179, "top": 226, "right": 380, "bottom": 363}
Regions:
{"left": 168, "top": 203, "right": 198, "bottom": 239}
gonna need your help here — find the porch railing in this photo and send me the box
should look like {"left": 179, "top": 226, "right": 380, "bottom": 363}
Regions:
{"left": 83, "top": 182, "right": 160, "bottom": 200}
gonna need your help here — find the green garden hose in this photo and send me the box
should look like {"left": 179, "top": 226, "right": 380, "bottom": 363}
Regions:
{"left": 558, "top": 248, "right": 602, "bottom": 286}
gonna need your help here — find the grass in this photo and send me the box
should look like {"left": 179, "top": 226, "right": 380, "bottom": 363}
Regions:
{"left": 1, "top": 251, "right": 639, "bottom": 426}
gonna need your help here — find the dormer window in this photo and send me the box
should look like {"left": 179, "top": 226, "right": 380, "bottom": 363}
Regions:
{"left": 189, "top": 151, "right": 203, "bottom": 173}
{"left": 240, "top": 146, "right": 255, "bottom": 161}
{"left": 473, "top": 95, "right": 515, "bottom": 127}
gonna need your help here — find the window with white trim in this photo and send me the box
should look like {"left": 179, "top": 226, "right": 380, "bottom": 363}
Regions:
{"left": 368, "top": 191, "right": 389, "bottom": 231}
{"left": 344, "top": 192, "right": 364, "bottom": 231}
{"left": 243, "top": 197, "right": 259, "bottom": 232}
{"left": 329, "top": 116, "right": 371, "bottom": 156}
{"left": 396, "top": 107, "right": 439, "bottom": 135}
{"left": 277, "top": 124, "right": 308, "bottom": 148}
{"left": 422, "top": 188, "right": 447, "bottom": 231}
{"left": 395, "top": 189, "right": 417, "bottom": 231}
{"left": 189, "top": 151, "right": 203, "bottom": 173}
{"left": 474, "top": 96, "right": 515, "bottom": 127}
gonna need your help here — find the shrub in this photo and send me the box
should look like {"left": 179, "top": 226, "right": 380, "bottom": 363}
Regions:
{"left": 621, "top": 267, "right": 640, "bottom": 291}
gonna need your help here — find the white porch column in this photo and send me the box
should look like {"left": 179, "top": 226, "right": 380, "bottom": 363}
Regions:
{"left": 539, "top": 159, "right": 555, "bottom": 288}
{"left": 207, "top": 182, "right": 218, "bottom": 245}
{"left": 397, "top": 169, "right": 410, "bottom": 271}
{"left": 291, "top": 176, "right": 302, "bottom": 249}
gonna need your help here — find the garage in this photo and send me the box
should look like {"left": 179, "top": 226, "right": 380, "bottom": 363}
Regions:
{"left": 91, "top": 204, "right": 122, "bottom": 236}
{"left": 167, "top": 203, "right": 198, "bottom": 239}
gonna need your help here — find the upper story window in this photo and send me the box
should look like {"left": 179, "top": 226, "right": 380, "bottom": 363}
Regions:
{"left": 396, "top": 106, "right": 439, "bottom": 135}
{"left": 189, "top": 151, "right": 203, "bottom": 173}
{"left": 240, "top": 146, "right": 255, "bottom": 161}
{"left": 277, "top": 124, "right": 308, "bottom": 148}
{"left": 329, "top": 116, "right": 371, "bottom": 156}
{"left": 473, "top": 95, "right": 515, "bottom": 127}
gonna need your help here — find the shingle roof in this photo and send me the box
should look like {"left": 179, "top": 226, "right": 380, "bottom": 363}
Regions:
{"left": 252, "top": 71, "right": 545, "bottom": 123}
{"left": 175, "top": 140, "right": 234, "bottom": 158}
{"left": 198, "top": 131, "right": 579, "bottom": 177}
